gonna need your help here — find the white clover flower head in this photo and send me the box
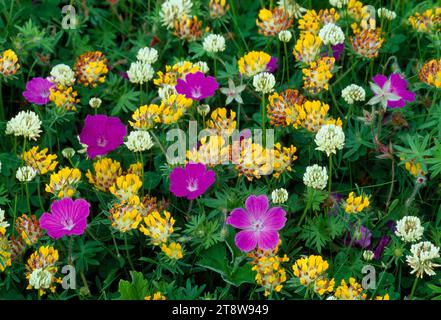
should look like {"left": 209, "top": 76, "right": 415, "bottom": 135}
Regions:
{"left": 377, "top": 8, "right": 397, "bottom": 20}
{"left": 271, "top": 188, "right": 289, "bottom": 204}
{"left": 195, "top": 61, "right": 210, "bottom": 73}
{"left": 395, "top": 216, "right": 424, "bottom": 243}
{"left": 160, "top": 0, "right": 193, "bottom": 29}
{"left": 0, "top": 208, "right": 10, "bottom": 232}
{"left": 137, "top": 47, "right": 159, "bottom": 64}
{"left": 5, "top": 110, "right": 42, "bottom": 141}
{"left": 315, "top": 124, "right": 345, "bottom": 157}
{"left": 278, "top": 30, "right": 292, "bottom": 43}
{"left": 197, "top": 104, "right": 211, "bottom": 117}
{"left": 16, "top": 166, "right": 38, "bottom": 182}
{"left": 341, "top": 84, "right": 366, "bottom": 104}
{"left": 318, "top": 23, "right": 345, "bottom": 45}
{"left": 252, "top": 72, "right": 276, "bottom": 94}
{"left": 277, "top": 0, "right": 307, "bottom": 18}
{"left": 49, "top": 64, "right": 75, "bottom": 87}
{"left": 29, "top": 268, "right": 52, "bottom": 290}
{"left": 329, "top": 0, "right": 348, "bottom": 8}
{"left": 203, "top": 34, "right": 226, "bottom": 53}
{"left": 158, "top": 84, "right": 178, "bottom": 100}
{"left": 89, "top": 97, "right": 102, "bottom": 109}
{"left": 125, "top": 131, "right": 154, "bottom": 152}
{"left": 303, "top": 164, "right": 328, "bottom": 190}
{"left": 363, "top": 250, "right": 375, "bottom": 262}
{"left": 127, "top": 61, "right": 154, "bottom": 84}
{"left": 406, "top": 241, "right": 440, "bottom": 278}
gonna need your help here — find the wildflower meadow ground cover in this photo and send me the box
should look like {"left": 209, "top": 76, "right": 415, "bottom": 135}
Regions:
{"left": 0, "top": 0, "right": 441, "bottom": 301}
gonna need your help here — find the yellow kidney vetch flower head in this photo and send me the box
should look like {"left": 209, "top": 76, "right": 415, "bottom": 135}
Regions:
{"left": 272, "top": 143, "right": 297, "bottom": 179}
{"left": 22, "top": 146, "right": 58, "bottom": 175}
{"left": 334, "top": 277, "right": 367, "bottom": 300}
{"left": 0, "top": 49, "right": 20, "bottom": 77}
{"left": 0, "top": 236, "right": 11, "bottom": 272}
{"left": 209, "top": 0, "right": 229, "bottom": 19}
{"left": 130, "top": 104, "right": 162, "bottom": 130}
{"left": 408, "top": 8, "right": 441, "bottom": 34}
{"left": 187, "top": 135, "right": 231, "bottom": 167}
{"left": 49, "top": 85, "right": 80, "bottom": 112}
{"left": 139, "top": 210, "right": 175, "bottom": 246}
{"left": 419, "top": 58, "right": 441, "bottom": 89}
{"left": 161, "top": 242, "right": 184, "bottom": 260}
{"left": 293, "top": 32, "right": 323, "bottom": 64}
{"left": 292, "top": 255, "right": 330, "bottom": 286}
{"left": 154, "top": 61, "right": 202, "bottom": 87}
{"left": 45, "top": 167, "right": 81, "bottom": 198}
{"left": 238, "top": 51, "right": 271, "bottom": 77}
{"left": 74, "top": 51, "right": 109, "bottom": 87}
{"left": 109, "top": 195, "right": 143, "bottom": 232}
{"left": 302, "top": 57, "right": 335, "bottom": 94}
{"left": 344, "top": 192, "right": 370, "bottom": 214}
{"left": 86, "top": 158, "right": 122, "bottom": 192}
{"left": 173, "top": 15, "right": 205, "bottom": 42}
{"left": 256, "top": 8, "right": 293, "bottom": 37}
{"left": 160, "top": 93, "right": 193, "bottom": 125}
{"left": 109, "top": 174, "right": 143, "bottom": 201}
{"left": 206, "top": 107, "right": 237, "bottom": 136}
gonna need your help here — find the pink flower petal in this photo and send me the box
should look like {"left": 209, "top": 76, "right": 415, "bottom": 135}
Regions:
{"left": 245, "top": 195, "right": 269, "bottom": 220}
{"left": 257, "top": 230, "right": 279, "bottom": 251}
{"left": 262, "top": 207, "right": 287, "bottom": 231}
{"left": 373, "top": 74, "right": 388, "bottom": 88}
{"left": 226, "top": 208, "right": 251, "bottom": 229}
{"left": 235, "top": 230, "right": 258, "bottom": 252}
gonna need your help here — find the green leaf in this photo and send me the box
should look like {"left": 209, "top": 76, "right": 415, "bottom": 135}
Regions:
{"left": 143, "top": 171, "right": 162, "bottom": 191}
{"left": 118, "top": 271, "right": 149, "bottom": 300}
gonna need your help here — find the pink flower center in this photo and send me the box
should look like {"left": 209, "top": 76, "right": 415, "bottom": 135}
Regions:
{"left": 251, "top": 219, "right": 264, "bottom": 233}
{"left": 96, "top": 136, "right": 107, "bottom": 147}
{"left": 62, "top": 218, "right": 75, "bottom": 231}
{"left": 191, "top": 86, "right": 202, "bottom": 99}
{"left": 186, "top": 178, "right": 199, "bottom": 192}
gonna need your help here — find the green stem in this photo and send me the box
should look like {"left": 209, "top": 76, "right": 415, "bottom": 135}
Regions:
{"left": 150, "top": 131, "right": 167, "bottom": 158}
{"left": 261, "top": 94, "right": 266, "bottom": 146}
{"left": 124, "top": 233, "right": 135, "bottom": 271}
{"left": 409, "top": 277, "right": 419, "bottom": 300}
{"left": 237, "top": 103, "right": 241, "bottom": 131}
{"left": 297, "top": 203, "right": 309, "bottom": 227}
{"left": 328, "top": 155, "right": 333, "bottom": 194}
{"left": 283, "top": 42, "right": 289, "bottom": 83}
{"left": 0, "top": 81, "right": 4, "bottom": 121}
{"left": 68, "top": 236, "right": 74, "bottom": 266}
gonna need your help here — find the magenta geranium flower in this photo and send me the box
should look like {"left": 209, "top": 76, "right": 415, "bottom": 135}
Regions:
{"left": 39, "top": 198, "right": 90, "bottom": 239}
{"left": 169, "top": 163, "right": 215, "bottom": 200}
{"left": 79, "top": 114, "right": 127, "bottom": 159}
{"left": 22, "top": 77, "right": 54, "bottom": 105}
{"left": 175, "top": 71, "right": 219, "bottom": 100}
{"left": 369, "top": 73, "right": 415, "bottom": 108}
{"left": 266, "top": 56, "right": 278, "bottom": 73}
{"left": 226, "top": 195, "right": 287, "bottom": 252}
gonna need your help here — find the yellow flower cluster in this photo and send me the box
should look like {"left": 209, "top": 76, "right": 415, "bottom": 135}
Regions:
{"left": 74, "top": 51, "right": 109, "bottom": 87}
{"left": 49, "top": 85, "right": 80, "bottom": 111}
{"left": 302, "top": 57, "right": 335, "bottom": 94}
{"left": 173, "top": 16, "right": 205, "bottom": 42}
{"left": 402, "top": 158, "right": 426, "bottom": 177}
{"left": 267, "top": 89, "right": 305, "bottom": 127}
{"left": 25, "top": 246, "right": 62, "bottom": 296}
{"left": 154, "top": 61, "right": 202, "bottom": 87}
{"left": 129, "top": 104, "right": 162, "bottom": 130}
{"left": 109, "top": 174, "right": 143, "bottom": 201}
{"left": 238, "top": 51, "right": 271, "bottom": 77}
{"left": 139, "top": 210, "right": 175, "bottom": 246}
{"left": 109, "top": 196, "right": 143, "bottom": 232}
{"left": 14, "top": 214, "right": 42, "bottom": 247}
{"left": 0, "top": 49, "right": 20, "bottom": 77}
{"left": 206, "top": 108, "right": 237, "bottom": 136}
{"left": 292, "top": 255, "right": 330, "bottom": 286}
{"left": 408, "top": 8, "right": 441, "bottom": 34}
{"left": 86, "top": 158, "right": 122, "bottom": 192}
{"left": 45, "top": 167, "right": 82, "bottom": 198}
{"left": 350, "top": 23, "right": 384, "bottom": 59}
{"left": 344, "top": 192, "right": 370, "bottom": 214}
{"left": 145, "top": 291, "right": 167, "bottom": 300}
{"left": 334, "top": 277, "right": 366, "bottom": 300}
{"left": 187, "top": 135, "right": 230, "bottom": 166}
{"left": 375, "top": 294, "right": 390, "bottom": 300}
{"left": 0, "top": 236, "right": 11, "bottom": 272}
{"left": 235, "top": 139, "right": 273, "bottom": 181}
{"left": 293, "top": 33, "right": 323, "bottom": 64}
{"left": 286, "top": 100, "right": 341, "bottom": 133}
{"left": 209, "top": 0, "right": 229, "bottom": 19}
{"left": 161, "top": 242, "right": 184, "bottom": 260}
{"left": 248, "top": 243, "right": 289, "bottom": 297}
{"left": 347, "top": 0, "right": 370, "bottom": 21}
{"left": 419, "top": 58, "right": 441, "bottom": 88}
{"left": 256, "top": 8, "right": 293, "bottom": 37}
{"left": 298, "top": 9, "right": 340, "bottom": 35}
{"left": 273, "top": 143, "right": 297, "bottom": 179}
{"left": 22, "top": 146, "right": 58, "bottom": 175}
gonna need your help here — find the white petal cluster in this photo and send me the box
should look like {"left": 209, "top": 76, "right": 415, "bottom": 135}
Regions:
{"left": 271, "top": 188, "right": 289, "bottom": 204}
{"left": 378, "top": 8, "right": 397, "bottom": 20}
{"left": 16, "top": 166, "right": 37, "bottom": 182}
{"left": 329, "top": 0, "right": 348, "bottom": 8}
{"left": 303, "top": 165, "right": 328, "bottom": 190}
{"left": 253, "top": 72, "right": 275, "bottom": 94}
{"left": 158, "top": 84, "right": 178, "bottom": 100}
{"left": 363, "top": 250, "right": 375, "bottom": 262}
{"left": 137, "top": 47, "right": 159, "bottom": 64}
{"left": 6, "top": 110, "right": 42, "bottom": 141}
{"left": 195, "top": 61, "right": 210, "bottom": 73}
{"left": 160, "top": 0, "right": 193, "bottom": 29}
{"left": 315, "top": 124, "right": 345, "bottom": 157}
{"left": 125, "top": 131, "right": 154, "bottom": 152}
{"left": 203, "top": 34, "right": 226, "bottom": 53}
{"left": 29, "top": 268, "right": 53, "bottom": 290}
{"left": 341, "top": 84, "right": 366, "bottom": 104}
{"left": 49, "top": 64, "right": 75, "bottom": 87}
{"left": 406, "top": 241, "right": 440, "bottom": 278}
{"left": 127, "top": 61, "right": 154, "bottom": 84}
{"left": 277, "top": 0, "right": 307, "bottom": 18}
{"left": 278, "top": 30, "right": 292, "bottom": 43}
{"left": 318, "top": 23, "right": 345, "bottom": 45}
{"left": 395, "top": 216, "right": 424, "bottom": 243}
{"left": 0, "top": 208, "right": 10, "bottom": 232}
{"left": 89, "top": 97, "right": 102, "bottom": 109}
